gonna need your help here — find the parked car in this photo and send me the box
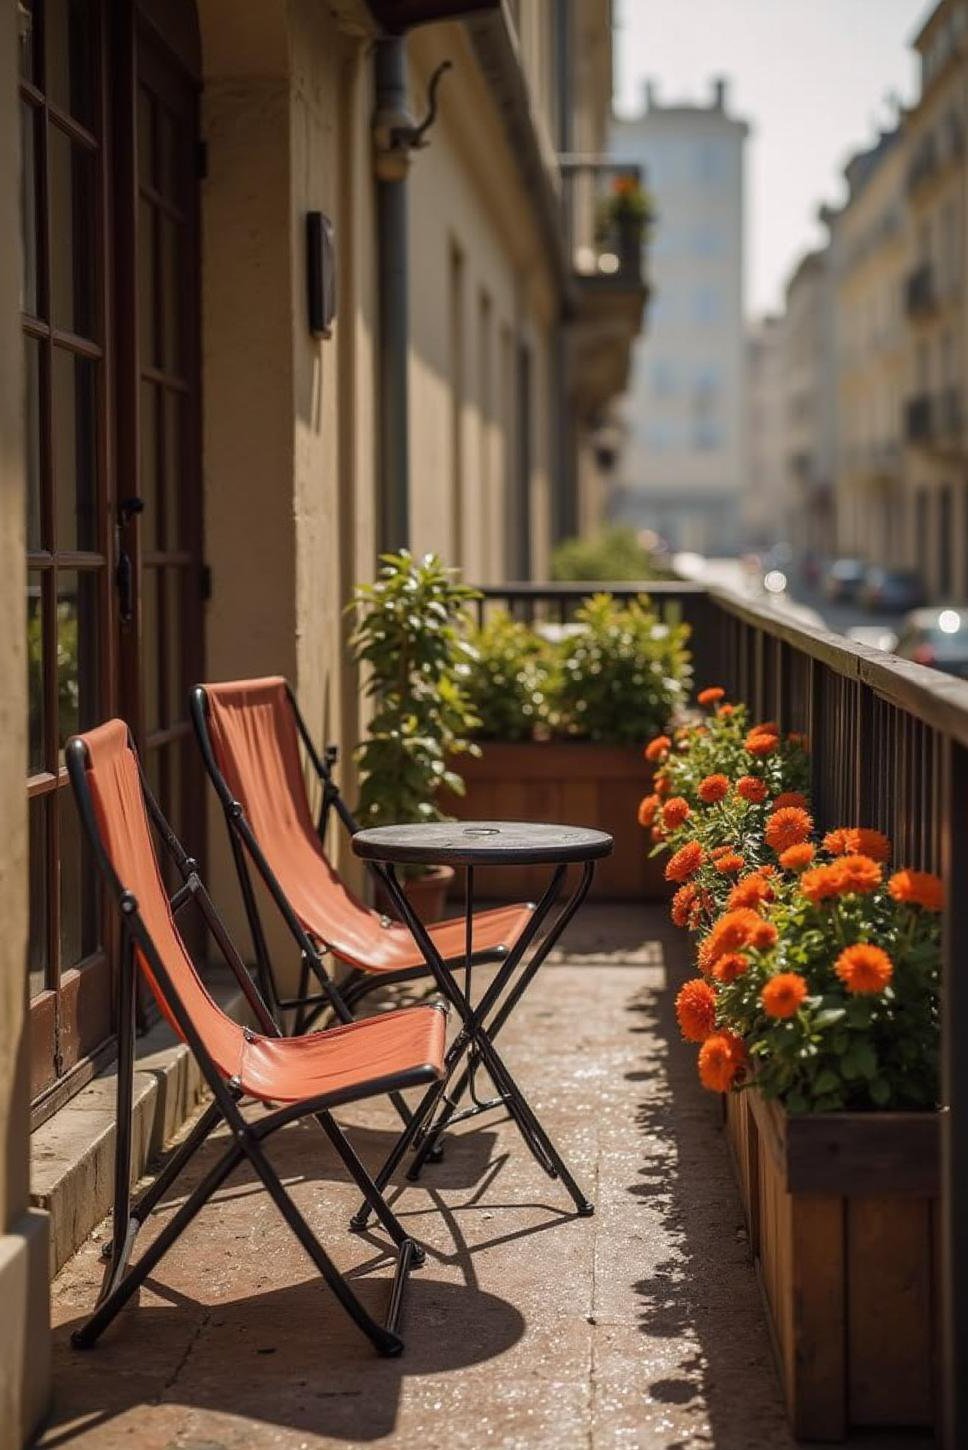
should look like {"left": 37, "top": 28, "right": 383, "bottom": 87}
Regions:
{"left": 894, "top": 607, "right": 968, "bottom": 678}
{"left": 859, "top": 566, "right": 925, "bottom": 613}
{"left": 822, "top": 557, "right": 866, "bottom": 603}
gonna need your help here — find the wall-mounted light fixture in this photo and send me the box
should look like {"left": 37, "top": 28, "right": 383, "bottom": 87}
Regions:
{"left": 307, "top": 212, "right": 336, "bottom": 339}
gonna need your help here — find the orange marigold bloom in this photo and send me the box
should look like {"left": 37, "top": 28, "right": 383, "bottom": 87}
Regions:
{"left": 771, "top": 791, "right": 809, "bottom": 813}
{"left": 697, "top": 686, "right": 726, "bottom": 706}
{"left": 653, "top": 771, "right": 671, "bottom": 797}
{"left": 728, "top": 874, "right": 775, "bottom": 911}
{"left": 716, "top": 702, "right": 736, "bottom": 717}
{"left": 750, "top": 919, "right": 779, "bottom": 950}
{"left": 746, "top": 732, "right": 779, "bottom": 757}
{"left": 714, "top": 852, "right": 745, "bottom": 875}
{"left": 704, "top": 907, "right": 764, "bottom": 963}
{"left": 787, "top": 731, "right": 809, "bottom": 749}
{"left": 675, "top": 978, "right": 717, "bottom": 1042}
{"left": 698, "top": 773, "right": 730, "bottom": 804}
{"left": 833, "top": 853, "right": 883, "bottom": 895}
{"left": 697, "top": 937, "right": 716, "bottom": 975}
{"left": 645, "top": 735, "right": 671, "bottom": 763}
{"left": 736, "top": 774, "right": 768, "bottom": 804}
{"left": 765, "top": 806, "right": 814, "bottom": 854}
{"left": 662, "top": 795, "right": 691, "bottom": 828}
{"left": 800, "top": 863, "right": 843, "bottom": 903}
{"left": 779, "top": 842, "right": 815, "bottom": 872}
{"left": 637, "top": 793, "right": 660, "bottom": 828}
{"left": 710, "top": 844, "right": 733, "bottom": 860}
{"left": 664, "top": 840, "right": 705, "bottom": 883}
{"left": 749, "top": 720, "right": 779, "bottom": 737}
{"left": 698, "top": 1031, "right": 748, "bottom": 1093}
{"left": 761, "top": 972, "right": 808, "bottom": 1019}
{"left": 823, "top": 827, "right": 891, "bottom": 863}
{"left": 670, "top": 883, "right": 698, "bottom": 928}
{"left": 713, "top": 951, "right": 750, "bottom": 984}
{"left": 888, "top": 869, "right": 944, "bottom": 912}
{"left": 835, "top": 943, "right": 894, "bottom": 994}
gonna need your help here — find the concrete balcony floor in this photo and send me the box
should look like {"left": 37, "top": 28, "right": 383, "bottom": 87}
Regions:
{"left": 43, "top": 906, "right": 927, "bottom": 1449}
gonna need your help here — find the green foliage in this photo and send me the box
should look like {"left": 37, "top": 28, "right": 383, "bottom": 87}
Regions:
{"left": 465, "top": 611, "right": 557, "bottom": 742}
{"left": 550, "top": 526, "right": 669, "bottom": 583}
{"left": 348, "top": 552, "right": 481, "bottom": 850}
{"left": 554, "top": 593, "right": 691, "bottom": 746}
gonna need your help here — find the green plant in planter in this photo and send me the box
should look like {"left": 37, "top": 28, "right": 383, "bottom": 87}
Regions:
{"left": 550, "top": 525, "right": 670, "bottom": 583}
{"left": 465, "top": 611, "right": 557, "bottom": 741}
{"left": 348, "top": 552, "right": 481, "bottom": 860}
{"left": 555, "top": 593, "right": 691, "bottom": 745}
{"left": 594, "top": 174, "right": 656, "bottom": 242}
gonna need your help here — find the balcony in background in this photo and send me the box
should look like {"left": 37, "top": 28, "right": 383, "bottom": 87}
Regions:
{"left": 905, "top": 261, "right": 939, "bottom": 317}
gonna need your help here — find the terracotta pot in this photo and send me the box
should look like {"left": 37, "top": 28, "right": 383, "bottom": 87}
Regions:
{"left": 374, "top": 864, "right": 455, "bottom": 924}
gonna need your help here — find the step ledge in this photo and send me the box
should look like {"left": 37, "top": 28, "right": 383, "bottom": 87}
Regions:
{"left": 31, "top": 973, "right": 243, "bottom": 1277}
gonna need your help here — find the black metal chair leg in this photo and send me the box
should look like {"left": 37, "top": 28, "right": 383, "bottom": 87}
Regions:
{"left": 72, "top": 1142, "right": 245, "bottom": 1349}
{"left": 314, "top": 1112, "right": 425, "bottom": 1264}
{"left": 349, "top": 1075, "right": 448, "bottom": 1233}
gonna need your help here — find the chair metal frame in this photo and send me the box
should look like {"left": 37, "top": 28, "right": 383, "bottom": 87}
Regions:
{"left": 189, "top": 681, "right": 516, "bottom": 1038}
{"left": 65, "top": 730, "right": 447, "bottom": 1357}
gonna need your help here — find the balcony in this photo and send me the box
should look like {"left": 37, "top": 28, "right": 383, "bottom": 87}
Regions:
{"left": 905, "top": 260, "right": 938, "bottom": 317}
{"left": 906, "top": 391, "right": 934, "bottom": 443}
{"left": 561, "top": 159, "right": 650, "bottom": 415}
{"left": 906, "top": 389, "right": 965, "bottom": 453}
{"left": 907, "top": 133, "right": 940, "bottom": 196}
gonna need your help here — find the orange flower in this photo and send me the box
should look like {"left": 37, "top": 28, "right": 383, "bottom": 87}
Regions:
{"left": 746, "top": 732, "right": 779, "bottom": 757}
{"left": 664, "top": 840, "right": 705, "bottom": 883}
{"left": 698, "top": 1031, "right": 747, "bottom": 1093}
{"left": 779, "top": 842, "right": 815, "bottom": 872}
{"left": 765, "top": 806, "right": 814, "bottom": 854}
{"left": 750, "top": 919, "right": 779, "bottom": 950}
{"left": 662, "top": 796, "right": 691, "bottom": 828}
{"left": 888, "top": 869, "right": 944, "bottom": 912}
{"left": 637, "top": 793, "right": 660, "bottom": 827}
{"left": 653, "top": 771, "right": 671, "bottom": 797}
{"left": 675, "top": 978, "right": 717, "bottom": 1041}
{"left": 714, "top": 852, "right": 745, "bottom": 875}
{"left": 748, "top": 720, "right": 779, "bottom": 737}
{"left": 728, "top": 874, "right": 774, "bottom": 911}
{"left": 670, "top": 882, "right": 698, "bottom": 928}
{"left": 698, "top": 773, "right": 730, "bottom": 804}
{"left": 800, "top": 863, "right": 842, "bottom": 903}
{"left": 771, "top": 791, "right": 809, "bottom": 813}
{"left": 736, "top": 775, "right": 767, "bottom": 804}
{"left": 697, "top": 936, "right": 716, "bottom": 975}
{"left": 713, "top": 951, "right": 750, "bottom": 984}
{"left": 761, "top": 972, "right": 808, "bottom": 1019}
{"left": 787, "top": 731, "right": 809, "bottom": 749}
{"left": 835, "top": 943, "right": 893, "bottom": 994}
{"left": 710, "top": 844, "right": 733, "bottom": 860}
{"left": 645, "top": 735, "right": 671, "bottom": 763}
{"left": 823, "top": 827, "right": 891, "bottom": 863}
{"left": 833, "top": 854, "right": 882, "bottom": 895}
{"left": 716, "top": 702, "right": 736, "bottom": 717}
{"left": 704, "top": 907, "right": 764, "bottom": 963}
{"left": 697, "top": 686, "right": 726, "bottom": 706}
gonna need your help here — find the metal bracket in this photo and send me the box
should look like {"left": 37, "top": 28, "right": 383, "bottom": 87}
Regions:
{"left": 374, "top": 59, "right": 452, "bottom": 181}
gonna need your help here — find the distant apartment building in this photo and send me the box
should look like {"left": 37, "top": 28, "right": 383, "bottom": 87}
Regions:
{"left": 744, "top": 316, "right": 789, "bottom": 547}
{"left": 781, "top": 247, "right": 839, "bottom": 559}
{"left": 833, "top": 127, "right": 909, "bottom": 566}
{"left": 610, "top": 79, "right": 748, "bottom": 553}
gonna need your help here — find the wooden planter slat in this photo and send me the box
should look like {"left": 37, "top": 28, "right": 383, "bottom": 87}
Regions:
{"left": 724, "top": 1087, "right": 940, "bottom": 1440}
{"left": 442, "top": 740, "right": 668, "bottom": 901}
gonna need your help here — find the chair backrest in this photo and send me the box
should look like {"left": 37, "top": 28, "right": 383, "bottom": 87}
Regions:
{"left": 72, "top": 719, "right": 244, "bottom": 1081}
{"left": 197, "top": 677, "right": 380, "bottom": 957}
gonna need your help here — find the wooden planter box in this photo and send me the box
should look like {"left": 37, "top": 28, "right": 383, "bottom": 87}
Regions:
{"left": 440, "top": 740, "right": 668, "bottom": 902}
{"left": 724, "top": 1089, "right": 940, "bottom": 1441}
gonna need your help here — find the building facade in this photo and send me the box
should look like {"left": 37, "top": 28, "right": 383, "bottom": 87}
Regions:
{"left": 743, "top": 315, "right": 789, "bottom": 548}
{"left": 781, "top": 246, "right": 839, "bottom": 561}
{"left": 1, "top": 3, "right": 637, "bottom": 1441}
{"left": 610, "top": 78, "right": 748, "bottom": 553}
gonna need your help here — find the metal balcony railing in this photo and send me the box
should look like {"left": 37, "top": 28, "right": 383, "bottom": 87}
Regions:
{"left": 472, "top": 574, "right": 968, "bottom": 1446}
{"left": 906, "top": 393, "right": 934, "bottom": 442}
{"left": 558, "top": 158, "right": 649, "bottom": 288}
{"left": 906, "top": 262, "right": 938, "bottom": 317}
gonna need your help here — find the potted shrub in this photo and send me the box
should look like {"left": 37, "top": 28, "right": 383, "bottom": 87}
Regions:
{"left": 444, "top": 593, "right": 692, "bottom": 902}
{"left": 596, "top": 174, "right": 655, "bottom": 274}
{"left": 650, "top": 691, "right": 942, "bottom": 1441}
{"left": 348, "top": 550, "right": 481, "bottom": 921}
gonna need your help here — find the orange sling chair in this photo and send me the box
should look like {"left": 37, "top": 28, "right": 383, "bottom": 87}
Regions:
{"left": 189, "top": 677, "right": 534, "bottom": 1034}
{"left": 66, "top": 720, "right": 447, "bottom": 1356}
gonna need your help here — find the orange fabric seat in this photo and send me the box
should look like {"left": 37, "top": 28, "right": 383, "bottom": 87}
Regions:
{"left": 202, "top": 676, "right": 532, "bottom": 973}
{"left": 82, "top": 719, "right": 446, "bottom": 1104}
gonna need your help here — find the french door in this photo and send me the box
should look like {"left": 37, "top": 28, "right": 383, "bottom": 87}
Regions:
{"left": 20, "top": 0, "right": 204, "bottom": 1120}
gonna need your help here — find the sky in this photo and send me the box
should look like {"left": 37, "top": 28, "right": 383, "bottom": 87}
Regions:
{"left": 613, "top": 0, "right": 934, "bottom": 317}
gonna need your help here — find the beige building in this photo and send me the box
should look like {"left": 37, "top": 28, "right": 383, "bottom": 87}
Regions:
{"left": 781, "top": 247, "right": 839, "bottom": 560}
{"left": 744, "top": 315, "right": 789, "bottom": 547}
{"left": 611, "top": 79, "right": 748, "bottom": 553}
{"left": 901, "top": 0, "right": 968, "bottom": 599}
{"left": 833, "top": 127, "right": 909, "bottom": 565}
{"left": 1, "top": 2, "right": 639, "bottom": 1442}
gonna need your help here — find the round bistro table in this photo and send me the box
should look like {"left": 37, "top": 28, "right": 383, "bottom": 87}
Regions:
{"left": 350, "top": 820, "right": 613, "bottom": 1222}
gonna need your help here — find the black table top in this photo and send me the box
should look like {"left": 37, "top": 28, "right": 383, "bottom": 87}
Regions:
{"left": 352, "top": 820, "right": 614, "bottom": 868}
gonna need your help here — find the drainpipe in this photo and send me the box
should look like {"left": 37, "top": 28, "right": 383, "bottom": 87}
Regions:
{"left": 373, "top": 38, "right": 451, "bottom": 556}
{"left": 553, "top": 1, "right": 576, "bottom": 544}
